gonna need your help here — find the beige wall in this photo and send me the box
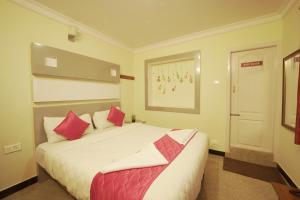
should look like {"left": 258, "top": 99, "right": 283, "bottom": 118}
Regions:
{"left": 0, "top": 1, "right": 134, "bottom": 191}
{"left": 134, "top": 21, "right": 282, "bottom": 152}
{"left": 274, "top": 0, "right": 300, "bottom": 187}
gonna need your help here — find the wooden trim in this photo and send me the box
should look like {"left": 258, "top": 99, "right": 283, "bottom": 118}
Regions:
{"left": 0, "top": 177, "right": 38, "bottom": 198}
{"left": 120, "top": 74, "right": 135, "bottom": 80}
{"left": 282, "top": 48, "right": 300, "bottom": 132}
{"left": 209, "top": 149, "right": 225, "bottom": 157}
{"left": 277, "top": 164, "right": 298, "bottom": 188}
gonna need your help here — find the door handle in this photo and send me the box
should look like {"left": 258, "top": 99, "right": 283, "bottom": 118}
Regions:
{"left": 230, "top": 113, "right": 240, "bottom": 116}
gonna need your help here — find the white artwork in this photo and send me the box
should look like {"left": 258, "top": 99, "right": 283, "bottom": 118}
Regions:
{"left": 146, "top": 51, "right": 200, "bottom": 113}
{"left": 149, "top": 60, "right": 195, "bottom": 108}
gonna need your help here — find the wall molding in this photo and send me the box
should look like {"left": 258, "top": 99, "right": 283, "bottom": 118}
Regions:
{"left": 12, "top": 0, "right": 296, "bottom": 53}
{"left": 135, "top": 0, "right": 298, "bottom": 52}
{"left": 280, "top": 0, "right": 299, "bottom": 18}
{"left": 12, "top": 0, "right": 298, "bottom": 52}
{"left": 277, "top": 164, "right": 298, "bottom": 188}
{"left": 134, "top": 13, "right": 282, "bottom": 53}
{"left": 12, "top": 0, "right": 132, "bottom": 52}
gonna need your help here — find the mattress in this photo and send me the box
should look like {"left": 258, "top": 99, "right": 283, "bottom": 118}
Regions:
{"left": 36, "top": 123, "right": 208, "bottom": 200}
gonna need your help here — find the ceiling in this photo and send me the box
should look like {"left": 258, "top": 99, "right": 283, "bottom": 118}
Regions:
{"left": 33, "top": 0, "right": 290, "bottom": 48}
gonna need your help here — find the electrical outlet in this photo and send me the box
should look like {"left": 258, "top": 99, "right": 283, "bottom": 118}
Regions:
{"left": 3, "top": 143, "right": 22, "bottom": 154}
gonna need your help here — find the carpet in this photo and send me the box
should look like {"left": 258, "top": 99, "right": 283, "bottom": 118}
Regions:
{"left": 223, "top": 157, "right": 285, "bottom": 184}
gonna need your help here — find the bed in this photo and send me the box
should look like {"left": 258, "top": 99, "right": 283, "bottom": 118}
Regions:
{"left": 34, "top": 103, "right": 208, "bottom": 200}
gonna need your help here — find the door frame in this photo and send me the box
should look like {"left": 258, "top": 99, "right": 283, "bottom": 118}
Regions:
{"left": 225, "top": 43, "right": 280, "bottom": 153}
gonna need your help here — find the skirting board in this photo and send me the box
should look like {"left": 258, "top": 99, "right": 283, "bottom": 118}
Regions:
{"left": 209, "top": 149, "right": 225, "bottom": 156}
{"left": 277, "top": 164, "right": 298, "bottom": 188}
{"left": 0, "top": 177, "right": 38, "bottom": 199}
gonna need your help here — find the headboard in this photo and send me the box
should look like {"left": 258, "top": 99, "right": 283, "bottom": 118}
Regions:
{"left": 31, "top": 43, "right": 121, "bottom": 102}
{"left": 33, "top": 102, "right": 120, "bottom": 146}
{"left": 31, "top": 43, "right": 120, "bottom": 83}
{"left": 31, "top": 44, "right": 121, "bottom": 147}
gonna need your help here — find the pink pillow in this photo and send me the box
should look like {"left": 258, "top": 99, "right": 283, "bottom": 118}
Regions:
{"left": 107, "top": 106, "right": 125, "bottom": 126}
{"left": 54, "top": 111, "right": 89, "bottom": 140}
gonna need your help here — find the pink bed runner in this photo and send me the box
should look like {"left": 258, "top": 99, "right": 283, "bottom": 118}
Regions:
{"left": 90, "top": 134, "right": 189, "bottom": 200}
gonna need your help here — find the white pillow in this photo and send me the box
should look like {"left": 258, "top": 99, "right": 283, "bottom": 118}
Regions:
{"left": 93, "top": 109, "right": 114, "bottom": 130}
{"left": 80, "top": 114, "right": 94, "bottom": 134}
{"left": 44, "top": 113, "right": 94, "bottom": 143}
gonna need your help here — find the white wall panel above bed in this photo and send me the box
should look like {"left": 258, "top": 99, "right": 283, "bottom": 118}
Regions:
{"left": 33, "top": 76, "right": 120, "bottom": 102}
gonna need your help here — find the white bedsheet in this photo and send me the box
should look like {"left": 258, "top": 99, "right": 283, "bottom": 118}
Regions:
{"left": 36, "top": 123, "right": 208, "bottom": 200}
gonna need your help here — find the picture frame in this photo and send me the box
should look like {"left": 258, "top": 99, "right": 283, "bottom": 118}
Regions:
{"left": 145, "top": 51, "right": 200, "bottom": 114}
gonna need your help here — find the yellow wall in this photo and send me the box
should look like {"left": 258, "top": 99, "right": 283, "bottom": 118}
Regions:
{"left": 0, "top": 1, "right": 134, "bottom": 191}
{"left": 134, "top": 21, "right": 282, "bottom": 152}
{"left": 274, "top": 0, "right": 300, "bottom": 187}
{"left": 1, "top": 0, "right": 299, "bottom": 192}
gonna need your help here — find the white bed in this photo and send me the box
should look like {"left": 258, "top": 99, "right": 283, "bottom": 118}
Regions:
{"left": 36, "top": 123, "right": 208, "bottom": 200}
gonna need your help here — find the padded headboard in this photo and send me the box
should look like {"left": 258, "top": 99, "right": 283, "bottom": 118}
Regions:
{"left": 33, "top": 102, "right": 120, "bottom": 146}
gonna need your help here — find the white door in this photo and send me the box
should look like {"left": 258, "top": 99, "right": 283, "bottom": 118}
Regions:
{"left": 230, "top": 47, "right": 276, "bottom": 152}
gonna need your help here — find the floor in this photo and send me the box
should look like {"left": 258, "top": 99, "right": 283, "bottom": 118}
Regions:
{"left": 3, "top": 155, "right": 278, "bottom": 200}
{"left": 223, "top": 157, "right": 284, "bottom": 184}
{"left": 198, "top": 155, "right": 278, "bottom": 200}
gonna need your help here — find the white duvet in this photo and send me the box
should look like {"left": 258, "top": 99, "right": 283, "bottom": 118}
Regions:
{"left": 100, "top": 143, "right": 168, "bottom": 174}
{"left": 36, "top": 123, "right": 208, "bottom": 200}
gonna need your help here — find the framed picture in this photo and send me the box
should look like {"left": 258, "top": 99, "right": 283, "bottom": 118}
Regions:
{"left": 145, "top": 51, "right": 200, "bottom": 114}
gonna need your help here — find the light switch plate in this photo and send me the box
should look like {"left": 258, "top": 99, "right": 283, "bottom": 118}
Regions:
{"left": 110, "top": 69, "right": 117, "bottom": 77}
{"left": 44, "top": 57, "right": 57, "bottom": 68}
{"left": 3, "top": 143, "right": 22, "bottom": 154}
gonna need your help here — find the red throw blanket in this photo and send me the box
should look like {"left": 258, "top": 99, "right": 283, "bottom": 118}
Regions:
{"left": 90, "top": 134, "right": 189, "bottom": 200}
